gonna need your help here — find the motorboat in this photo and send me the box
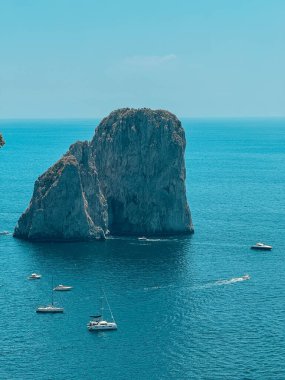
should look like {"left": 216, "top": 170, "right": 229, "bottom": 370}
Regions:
{"left": 53, "top": 284, "right": 73, "bottom": 291}
{"left": 138, "top": 236, "right": 148, "bottom": 241}
{"left": 28, "top": 273, "right": 42, "bottom": 280}
{"left": 36, "top": 277, "right": 64, "bottom": 313}
{"left": 242, "top": 274, "right": 250, "bottom": 280}
{"left": 87, "top": 290, "right": 117, "bottom": 331}
{"left": 251, "top": 242, "right": 272, "bottom": 251}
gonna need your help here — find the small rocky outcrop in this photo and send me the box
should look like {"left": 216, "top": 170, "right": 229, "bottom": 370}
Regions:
{"left": 14, "top": 108, "right": 193, "bottom": 241}
{"left": 0, "top": 133, "right": 4, "bottom": 148}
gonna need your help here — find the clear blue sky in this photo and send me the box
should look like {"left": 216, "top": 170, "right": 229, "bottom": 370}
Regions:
{"left": 0, "top": 0, "right": 284, "bottom": 118}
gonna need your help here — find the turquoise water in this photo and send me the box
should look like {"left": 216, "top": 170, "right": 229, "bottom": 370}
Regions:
{"left": 0, "top": 118, "right": 285, "bottom": 380}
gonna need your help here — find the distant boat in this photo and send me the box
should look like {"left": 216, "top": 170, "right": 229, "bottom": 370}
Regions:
{"left": 53, "top": 284, "right": 73, "bottom": 291}
{"left": 36, "top": 278, "right": 64, "bottom": 313}
{"left": 87, "top": 290, "right": 117, "bottom": 331}
{"left": 0, "top": 231, "right": 10, "bottom": 235}
{"left": 251, "top": 242, "right": 272, "bottom": 251}
{"left": 28, "top": 273, "right": 42, "bottom": 280}
{"left": 138, "top": 236, "right": 148, "bottom": 241}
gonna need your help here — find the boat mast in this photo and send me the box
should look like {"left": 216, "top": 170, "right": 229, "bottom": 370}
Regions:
{"left": 102, "top": 288, "right": 116, "bottom": 323}
{"left": 51, "top": 276, "right": 54, "bottom": 306}
{"left": 100, "top": 296, "right": 104, "bottom": 320}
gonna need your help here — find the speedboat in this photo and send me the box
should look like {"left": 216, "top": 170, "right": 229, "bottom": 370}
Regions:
{"left": 251, "top": 242, "right": 272, "bottom": 251}
{"left": 28, "top": 273, "right": 42, "bottom": 280}
{"left": 87, "top": 290, "right": 117, "bottom": 331}
{"left": 36, "top": 305, "right": 64, "bottom": 313}
{"left": 242, "top": 274, "right": 250, "bottom": 280}
{"left": 138, "top": 236, "right": 148, "bottom": 241}
{"left": 53, "top": 284, "right": 73, "bottom": 291}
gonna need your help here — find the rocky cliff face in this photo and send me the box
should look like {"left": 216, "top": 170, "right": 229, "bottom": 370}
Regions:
{"left": 14, "top": 141, "right": 107, "bottom": 241}
{"left": 14, "top": 108, "right": 193, "bottom": 241}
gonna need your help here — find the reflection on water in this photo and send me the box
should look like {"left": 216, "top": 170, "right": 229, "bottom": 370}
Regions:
{"left": 14, "top": 235, "right": 194, "bottom": 291}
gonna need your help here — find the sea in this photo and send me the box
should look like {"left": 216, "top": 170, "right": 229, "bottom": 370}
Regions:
{"left": 0, "top": 118, "right": 284, "bottom": 380}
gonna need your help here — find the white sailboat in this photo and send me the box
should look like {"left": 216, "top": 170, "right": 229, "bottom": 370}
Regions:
{"left": 36, "top": 278, "right": 64, "bottom": 313}
{"left": 87, "top": 290, "right": 117, "bottom": 331}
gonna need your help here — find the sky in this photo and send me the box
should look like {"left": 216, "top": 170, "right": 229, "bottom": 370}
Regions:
{"left": 0, "top": 0, "right": 284, "bottom": 118}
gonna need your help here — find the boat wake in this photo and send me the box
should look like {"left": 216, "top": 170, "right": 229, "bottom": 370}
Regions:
{"left": 0, "top": 231, "right": 11, "bottom": 236}
{"left": 214, "top": 274, "right": 250, "bottom": 286}
{"left": 194, "top": 275, "right": 251, "bottom": 290}
{"left": 143, "top": 275, "right": 250, "bottom": 292}
{"left": 143, "top": 238, "right": 163, "bottom": 242}
{"left": 137, "top": 238, "right": 164, "bottom": 242}
{"left": 144, "top": 284, "right": 173, "bottom": 291}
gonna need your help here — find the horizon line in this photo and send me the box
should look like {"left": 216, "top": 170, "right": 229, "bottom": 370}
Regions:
{"left": 1, "top": 115, "right": 285, "bottom": 122}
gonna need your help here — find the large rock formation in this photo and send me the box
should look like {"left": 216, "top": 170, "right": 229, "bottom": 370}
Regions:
{"left": 14, "top": 108, "right": 193, "bottom": 241}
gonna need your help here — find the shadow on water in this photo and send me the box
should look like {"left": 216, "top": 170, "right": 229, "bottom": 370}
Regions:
{"left": 14, "top": 235, "right": 195, "bottom": 293}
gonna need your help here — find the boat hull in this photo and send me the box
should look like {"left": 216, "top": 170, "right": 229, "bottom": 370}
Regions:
{"left": 88, "top": 325, "right": 117, "bottom": 331}
{"left": 251, "top": 246, "right": 272, "bottom": 251}
{"left": 36, "top": 308, "right": 64, "bottom": 313}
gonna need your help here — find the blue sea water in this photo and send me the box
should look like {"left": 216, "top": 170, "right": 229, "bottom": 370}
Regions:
{"left": 0, "top": 118, "right": 285, "bottom": 380}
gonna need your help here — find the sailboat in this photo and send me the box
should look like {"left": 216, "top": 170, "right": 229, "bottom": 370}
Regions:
{"left": 36, "top": 277, "right": 64, "bottom": 313}
{"left": 87, "top": 290, "right": 117, "bottom": 331}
